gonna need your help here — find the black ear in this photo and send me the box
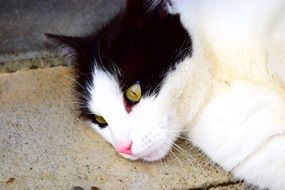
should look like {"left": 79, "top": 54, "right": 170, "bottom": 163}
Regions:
{"left": 44, "top": 33, "right": 92, "bottom": 65}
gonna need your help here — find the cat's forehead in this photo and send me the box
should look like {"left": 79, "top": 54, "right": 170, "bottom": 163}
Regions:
{"left": 92, "top": 12, "right": 191, "bottom": 95}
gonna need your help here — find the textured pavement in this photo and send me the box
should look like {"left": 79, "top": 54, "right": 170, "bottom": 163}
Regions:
{"left": 0, "top": 1, "right": 253, "bottom": 189}
{"left": 0, "top": 66, "right": 236, "bottom": 190}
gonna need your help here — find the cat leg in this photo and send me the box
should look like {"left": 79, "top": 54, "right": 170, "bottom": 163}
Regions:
{"left": 233, "top": 133, "right": 285, "bottom": 190}
{"left": 189, "top": 80, "right": 285, "bottom": 190}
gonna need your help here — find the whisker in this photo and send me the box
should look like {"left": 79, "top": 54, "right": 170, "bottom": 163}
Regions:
{"left": 160, "top": 132, "right": 189, "bottom": 141}
{"left": 56, "top": 71, "right": 91, "bottom": 93}
{"left": 165, "top": 128, "right": 191, "bottom": 133}
{"left": 173, "top": 141, "right": 208, "bottom": 173}
{"left": 169, "top": 149, "right": 184, "bottom": 169}
{"left": 164, "top": 139, "right": 210, "bottom": 178}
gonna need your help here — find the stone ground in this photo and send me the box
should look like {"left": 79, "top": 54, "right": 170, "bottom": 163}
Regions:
{"left": 0, "top": 1, "right": 255, "bottom": 190}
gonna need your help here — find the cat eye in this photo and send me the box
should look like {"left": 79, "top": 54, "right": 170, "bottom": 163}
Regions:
{"left": 125, "top": 81, "right": 142, "bottom": 104}
{"left": 94, "top": 115, "right": 108, "bottom": 127}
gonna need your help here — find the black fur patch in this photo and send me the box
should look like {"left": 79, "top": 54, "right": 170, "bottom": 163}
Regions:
{"left": 45, "top": 0, "right": 191, "bottom": 119}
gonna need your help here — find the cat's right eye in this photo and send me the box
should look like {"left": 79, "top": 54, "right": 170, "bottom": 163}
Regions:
{"left": 94, "top": 115, "right": 108, "bottom": 128}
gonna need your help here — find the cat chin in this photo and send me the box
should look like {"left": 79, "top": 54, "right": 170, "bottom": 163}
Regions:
{"left": 119, "top": 142, "right": 172, "bottom": 162}
{"left": 117, "top": 143, "right": 170, "bottom": 161}
{"left": 119, "top": 151, "right": 167, "bottom": 162}
{"left": 139, "top": 151, "right": 168, "bottom": 162}
{"left": 117, "top": 139, "right": 172, "bottom": 161}
{"left": 119, "top": 153, "right": 138, "bottom": 161}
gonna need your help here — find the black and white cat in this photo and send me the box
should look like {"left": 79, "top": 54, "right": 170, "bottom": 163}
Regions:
{"left": 46, "top": 0, "right": 285, "bottom": 189}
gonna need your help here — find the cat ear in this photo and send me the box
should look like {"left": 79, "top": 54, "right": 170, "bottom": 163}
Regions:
{"left": 44, "top": 33, "right": 91, "bottom": 65}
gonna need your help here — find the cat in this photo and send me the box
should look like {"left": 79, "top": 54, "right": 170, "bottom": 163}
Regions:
{"left": 46, "top": 0, "right": 285, "bottom": 189}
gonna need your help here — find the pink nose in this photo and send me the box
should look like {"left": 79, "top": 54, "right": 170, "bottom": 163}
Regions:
{"left": 116, "top": 142, "right": 132, "bottom": 155}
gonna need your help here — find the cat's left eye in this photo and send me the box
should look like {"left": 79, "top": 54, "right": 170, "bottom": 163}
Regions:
{"left": 94, "top": 115, "right": 108, "bottom": 128}
{"left": 125, "top": 81, "right": 142, "bottom": 104}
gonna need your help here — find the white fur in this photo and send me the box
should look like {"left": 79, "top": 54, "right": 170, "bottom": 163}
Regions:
{"left": 88, "top": 68, "right": 181, "bottom": 161}
{"left": 87, "top": 1, "right": 285, "bottom": 189}
{"left": 168, "top": 0, "right": 285, "bottom": 189}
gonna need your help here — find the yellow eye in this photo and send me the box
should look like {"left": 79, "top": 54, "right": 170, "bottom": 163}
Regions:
{"left": 95, "top": 115, "right": 107, "bottom": 125}
{"left": 125, "top": 82, "right": 142, "bottom": 103}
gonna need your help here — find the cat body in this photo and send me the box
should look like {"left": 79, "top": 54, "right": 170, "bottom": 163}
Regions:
{"left": 167, "top": 1, "right": 285, "bottom": 189}
{"left": 46, "top": 0, "right": 285, "bottom": 189}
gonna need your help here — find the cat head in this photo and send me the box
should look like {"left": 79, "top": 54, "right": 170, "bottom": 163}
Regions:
{"left": 45, "top": 0, "right": 191, "bottom": 161}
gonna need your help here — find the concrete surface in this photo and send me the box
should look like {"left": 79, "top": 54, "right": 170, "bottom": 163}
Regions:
{"left": 0, "top": 66, "right": 239, "bottom": 190}
{"left": 0, "top": 56, "right": 65, "bottom": 73}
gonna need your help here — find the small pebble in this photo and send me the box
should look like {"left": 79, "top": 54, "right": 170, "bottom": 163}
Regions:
{"left": 6, "top": 178, "right": 15, "bottom": 184}
{"left": 72, "top": 186, "right": 84, "bottom": 190}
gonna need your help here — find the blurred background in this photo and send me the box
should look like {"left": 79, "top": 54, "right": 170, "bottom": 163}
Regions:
{"left": 0, "top": 0, "right": 125, "bottom": 71}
